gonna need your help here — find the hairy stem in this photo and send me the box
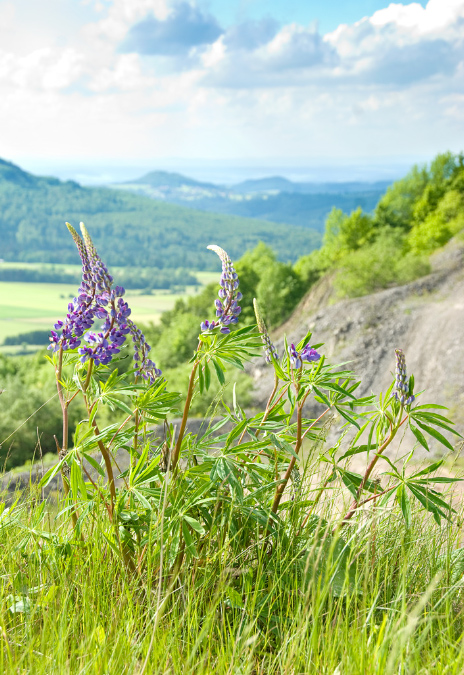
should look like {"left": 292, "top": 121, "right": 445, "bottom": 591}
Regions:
{"left": 55, "top": 348, "right": 68, "bottom": 453}
{"left": 271, "top": 402, "right": 303, "bottom": 514}
{"left": 54, "top": 348, "right": 80, "bottom": 531}
{"left": 81, "top": 362, "right": 117, "bottom": 514}
{"left": 339, "top": 410, "right": 408, "bottom": 527}
{"left": 171, "top": 360, "right": 199, "bottom": 474}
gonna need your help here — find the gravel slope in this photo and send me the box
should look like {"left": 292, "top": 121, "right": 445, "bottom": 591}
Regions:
{"left": 249, "top": 236, "right": 464, "bottom": 457}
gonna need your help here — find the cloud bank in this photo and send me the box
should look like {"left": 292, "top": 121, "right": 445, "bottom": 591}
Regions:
{"left": 0, "top": 0, "right": 462, "bottom": 161}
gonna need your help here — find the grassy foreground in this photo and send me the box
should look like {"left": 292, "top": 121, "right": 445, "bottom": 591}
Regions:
{"left": 1, "top": 480, "right": 464, "bottom": 675}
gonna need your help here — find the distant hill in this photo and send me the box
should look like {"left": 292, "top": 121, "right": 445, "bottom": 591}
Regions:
{"left": 232, "top": 177, "right": 391, "bottom": 194}
{"left": 0, "top": 159, "right": 321, "bottom": 268}
{"left": 116, "top": 169, "right": 390, "bottom": 228}
{"left": 129, "top": 170, "right": 216, "bottom": 190}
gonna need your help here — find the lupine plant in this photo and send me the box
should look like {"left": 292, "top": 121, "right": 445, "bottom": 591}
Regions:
{"left": 38, "top": 223, "right": 462, "bottom": 606}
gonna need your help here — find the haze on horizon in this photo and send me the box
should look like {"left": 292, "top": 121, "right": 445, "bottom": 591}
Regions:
{"left": 0, "top": 0, "right": 462, "bottom": 179}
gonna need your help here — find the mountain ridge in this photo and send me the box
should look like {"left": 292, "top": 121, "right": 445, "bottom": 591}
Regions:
{"left": 0, "top": 157, "right": 321, "bottom": 268}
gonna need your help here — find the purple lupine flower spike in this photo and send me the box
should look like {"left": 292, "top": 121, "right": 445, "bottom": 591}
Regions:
{"left": 394, "top": 349, "right": 414, "bottom": 405}
{"left": 288, "top": 342, "right": 321, "bottom": 369}
{"left": 200, "top": 245, "right": 241, "bottom": 335}
{"left": 49, "top": 222, "right": 161, "bottom": 382}
{"left": 253, "top": 298, "right": 278, "bottom": 363}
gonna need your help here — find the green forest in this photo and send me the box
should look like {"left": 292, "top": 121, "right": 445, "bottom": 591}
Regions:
{"left": 0, "top": 158, "right": 321, "bottom": 269}
{"left": 0, "top": 151, "right": 463, "bottom": 469}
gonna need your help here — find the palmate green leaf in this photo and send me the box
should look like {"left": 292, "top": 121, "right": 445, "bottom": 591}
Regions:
{"left": 243, "top": 479, "right": 283, "bottom": 505}
{"left": 226, "top": 418, "right": 248, "bottom": 447}
{"left": 413, "top": 404, "right": 448, "bottom": 411}
{"left": 81, "top": 452, "right": 105, "bottom": 477}
{"left": 269, "top": 352, "right": 286, "bottom": 380}
{"left": 409, "top": 459, "right": 446, "bottom": 478}
{"left": 410, "top": 423, "right": 429, "bottom": 451}
{"left": 212, "top": 358, "right": 225, "bottom": 385}
{"left": 38, "top": 458, "right": 66, "bottom": 489}
{"left": 296, "top": 329, "right": 313, "bottom": 352}
{"left": 269, "top": 433, "right": 300, "bottom": 462}
{"left": 132, "top": 489, "right": 151, "bottom": 510}
{"left": 406, "top": 484, "right": 453, "bottom": 524}
{"left": 413, "top": 420, "right": 455, "bottom": 451}
{"left": 204, "top": 361, "right": 211, "bottom": 390}
{"left": 312, "top": 385, "right": 332, "bottom": 408}
{"left": 70, "top": 458, "right": 88, "bottom": 500}
{"left": 130, "top": 441, "right": 150, "bottom": 486}
{"left": 323, "top": 382, "right": 357, "bottom": 400}
{"left": 334, "top": 405, "right": 360, "bottom": 429}
{"left": 198, "top": 365, "right": 204, "bottom": 393}
{"left": 102, "top": 395, "right": 134, "bottom": 416}
{"left": 413, "top": 411, "right": 461, "bottom": 435}
{"left": 339, "top": 443, "right": 378, "bottom": 461}
{"left": 409, "top": 483, "right": 456, "bottom": 512}
{"left": 337, "top": 469, "right": 379, "bottom": 498}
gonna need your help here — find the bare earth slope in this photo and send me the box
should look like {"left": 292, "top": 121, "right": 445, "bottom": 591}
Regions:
{"left": 250, "top": 237, "right": 464, "bottom": 454}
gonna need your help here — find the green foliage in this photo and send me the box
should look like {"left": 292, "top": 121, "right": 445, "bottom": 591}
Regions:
{"left": 3, "top": 330, "right": 52, "bottom": 346}
{"left": 293, "top": 247, "right": 330, "bottom": 287}
{"left": 409, "top": 187, "right": 464, "bottom": 254}
{"left": 0, "top": 162, "right": 320, "bottom": 268}
{"left": 1, "top": 233, "right": 463, "bottom": 673}
{"left": 323, "top": 206, "right": 375, "bottom": 260}
{"left": 334, "top": 229, "right": 431, "bottom": 298}
{"left": 0, "top": 352, "right": 84, "bottom": 468}
{"left": 255, "top": 261, "right": 303, "bottom": 327}
{"left": 308, "top": 152, "right": 464, "bottom": 299}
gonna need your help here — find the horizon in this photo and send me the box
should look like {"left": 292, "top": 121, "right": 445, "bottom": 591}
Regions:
{"left": 8, "top": 153, "right": 433, "bottom": 186}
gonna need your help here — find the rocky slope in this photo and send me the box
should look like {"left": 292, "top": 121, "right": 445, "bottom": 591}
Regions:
{"left": 249, "top": 235, "right": 464, "bottom": 456}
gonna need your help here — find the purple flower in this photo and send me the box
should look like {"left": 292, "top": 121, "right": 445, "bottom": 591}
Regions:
{"left": 202, "top": 245, "right": 241, "bottom": 335}
{"left": 128, "top": 319, "right": 162, "bottom": 384}
{"left": 50, "top": 222, "right": 161, "bottom": 382}
{"left": 253, "top": 298, "right": 278, "bottom": 364}
{"left": 200, "top": 320, "right": 218, "bottom": 332}
{"left": 288, "top": 343, "right": 321, "bottom": 369}
{"left": 393, "top": 349, "right": 414, "bottom": 405}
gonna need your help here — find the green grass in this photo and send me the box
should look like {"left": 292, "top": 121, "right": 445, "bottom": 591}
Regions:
{"left": 0, "top": 279, "right": 215, "bottom": 346}
{"left": 1, "top": 479, "right": 464, "bottom": 674}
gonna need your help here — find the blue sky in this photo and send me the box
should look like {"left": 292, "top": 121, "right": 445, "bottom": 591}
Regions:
{"left": 208, "top": 0, "right": 428, "bottom": 33}
{"left": 0, "top": 0, "right": 462, "bottom": 174}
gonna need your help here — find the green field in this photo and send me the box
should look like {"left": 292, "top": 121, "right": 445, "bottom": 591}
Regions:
{"left": 0, "top": 273, "right": 217, "bottom": 347}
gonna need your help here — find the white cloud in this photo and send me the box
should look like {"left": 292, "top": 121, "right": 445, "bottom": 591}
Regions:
{"left": 0, "top": 48, "right": 84, "bottom": 91}
{"left": 0, "top": 0, "right": 462, "bottom": 163}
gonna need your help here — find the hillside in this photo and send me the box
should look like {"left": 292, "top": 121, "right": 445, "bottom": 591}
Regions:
{"left": 250, "top": 234, "right": 464, "bottom": 456}
{"left": 0, "top": 158, "right": 321, "bottom": 268}
{"left": 115, "top": 170, "right": 388, "bottom": 228}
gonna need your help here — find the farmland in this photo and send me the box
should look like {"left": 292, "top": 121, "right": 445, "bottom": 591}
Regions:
{"left": 0, "top": 272, "right": 217, "bottom": 348}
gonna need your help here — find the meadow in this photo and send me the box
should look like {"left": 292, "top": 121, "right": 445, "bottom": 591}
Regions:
{"left": 0, "top": 272, "right": 217, "bottom": 347}
{"left": 0, "top": 153, "right": 463, "bottom": 674}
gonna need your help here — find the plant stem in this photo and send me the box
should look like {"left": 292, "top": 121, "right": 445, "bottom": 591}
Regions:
{"left": 338, "top": 485, "right": 398, "bottom": 529}
{"left": 81, "top": 361, "right": 117, "bottom": 515}
{"left": 270, "top": 406, "right": 330, "bottom": 515}
{"left": 271, "top": 402, "right": 303, "bottom": 514}
{"left": 339, "top": 411, "right": 408, "bottom": 526}
{"left": 171, "top": 360, "right": 199, "bottom": 474}
{"left": 55, "top": 348, "right": 68, "bottom": 453}
{"left": 54, "top": 348, "right": 80, "bottom": 531}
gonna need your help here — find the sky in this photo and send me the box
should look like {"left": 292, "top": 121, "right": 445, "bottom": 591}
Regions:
{"left": 0, "top": 0, "right": 463, "bottom": 181}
